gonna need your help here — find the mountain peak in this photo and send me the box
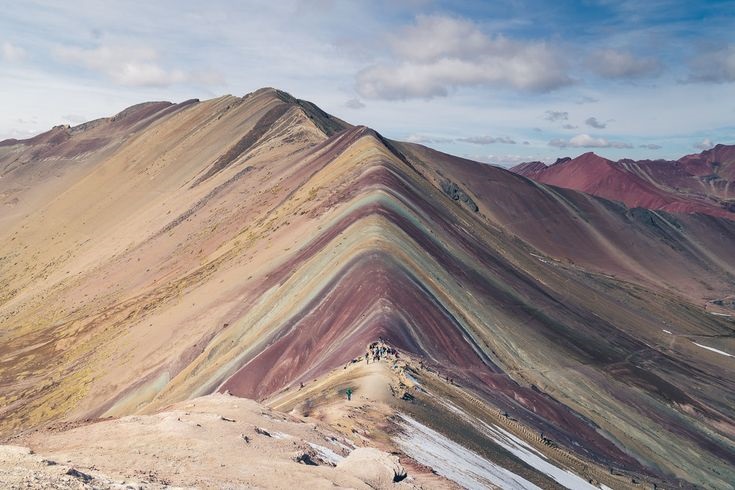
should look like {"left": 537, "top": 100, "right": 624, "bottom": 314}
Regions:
{"left": 511, "top": 143, "right": 735, "bottom": 218}
{"left": 571, "top": 151, "right": 611, "bottom": 165}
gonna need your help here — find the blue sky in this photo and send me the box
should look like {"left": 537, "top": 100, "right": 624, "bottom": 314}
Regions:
{"left": 1, "top": 0, "right": 734, "bottom": 165}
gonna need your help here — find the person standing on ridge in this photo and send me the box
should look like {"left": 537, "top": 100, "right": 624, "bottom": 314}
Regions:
{"left": 346, "top": 388, "right": 353, "bottom": 401}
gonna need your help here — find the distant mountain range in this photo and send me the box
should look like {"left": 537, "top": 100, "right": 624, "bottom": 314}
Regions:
{"left": 1, "top": 88, "right": 733, "bottom": 488}
{"left": 511, "top": 145, "right": 735, "bottom": 219}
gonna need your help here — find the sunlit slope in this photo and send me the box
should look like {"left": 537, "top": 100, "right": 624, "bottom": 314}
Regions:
{"left": 510, "top": 148, "right": 735, "bottom": 219}
{"left": 0, "top": 89, "right": 733, "bottom": 487}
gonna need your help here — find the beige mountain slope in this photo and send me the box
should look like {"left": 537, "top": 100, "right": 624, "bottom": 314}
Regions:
{"left": 3, "top": 389, "right": 427, "bottom": 489}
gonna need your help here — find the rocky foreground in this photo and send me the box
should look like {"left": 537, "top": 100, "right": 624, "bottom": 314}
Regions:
{"left": 2, "top": 391, "right": 419, "bottom": 489}
{"left": 2, "top": 351, "right": 672, "bottom": 489}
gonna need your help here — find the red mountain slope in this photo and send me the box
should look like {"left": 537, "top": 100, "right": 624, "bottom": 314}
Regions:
{"left": 511, "top": 147, "right": 735, "bottom": 218}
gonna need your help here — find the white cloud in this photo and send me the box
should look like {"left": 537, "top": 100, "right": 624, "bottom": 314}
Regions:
{"left": 1, "top": 41, "right": 26, "bottom": 62}
{"left": 562, "top": 124, "right": 578, "bottom": 130}
{"left": 389, "top": 14, "right": 490, "bottom": 63}
{"left": 0, "top": 128, "right": 39, "bottom": 141}
{"left": 687, "top": 45, "right": 735, "bottom": 83}
{"left": 54, "top": 44, "right": 222, "bottom": 87}
{"left": 694, "top": 138, "right": 715, "bottom": 150}
{"left": 466, "top": 153, "right": 553, "bottom": 167}
{"left": 405, "top": 133, "right": 517, "bottom": 145}
{"left": 587, "top": 49, "right": 662, "bottom": 79}
{"left": 585, "top": 116, "right": 606, "bottom": 129}
{"left": 639, "top": 143, "right": 662, "bottom": 150}
{"left": 405, "top": 133, "right": 453, "bottom": 144}
{"left": 549, "top": 133, "right": 632, "bottom": 149}
{"left": 457, "top": 135, "right": 516, "bottom": 145}
{"left": 356, "top": 15, "right": 573, "bottom": 99}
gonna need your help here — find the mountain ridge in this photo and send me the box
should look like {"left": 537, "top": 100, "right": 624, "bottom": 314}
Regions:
{"left": 1, "top": 88, "right": 734, "bottom": 488}
{"left": 511, "top": 145, "right": 735, "bottom": 218}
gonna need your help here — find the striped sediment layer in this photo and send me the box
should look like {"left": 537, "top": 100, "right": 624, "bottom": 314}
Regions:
{"left": 0, "top": 89, "right": 734, "bottom": 488}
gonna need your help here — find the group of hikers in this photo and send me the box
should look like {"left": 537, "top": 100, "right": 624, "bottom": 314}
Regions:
{"left": 365, "top": 338, "right": 398, "bottom": 364}
{"left": 342, "top": 339, "right": 401, "bottom": 401}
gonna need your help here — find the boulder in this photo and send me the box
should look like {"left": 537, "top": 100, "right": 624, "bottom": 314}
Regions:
{"left": 337, "top": 447, "right": 407, "bottom": 488}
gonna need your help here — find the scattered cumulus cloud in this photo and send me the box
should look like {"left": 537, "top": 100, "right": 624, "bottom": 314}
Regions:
{"left": 544, "top": 110, "right": 568, "bottom": 122}
{"left": 549, "top": 133, "right": 633, "bottom": 149}
{"left": 0, "top": 128, "right": 40, "bottom": 141}
{"left": 562, "top": 124, "right": 578, "bottom": 130}
{"left": 694, "top": 138, "right": 715, "bottom": 150}
{"left": 356, "top": 15, "right": 573, "bottom": 99}
{"left": 465, "top": 153, "right": 549, "bottom": 167}
{"left": 1, "top": 41, "right": 26, "bottom": 62}
{"left": 585, "top": 116, "right": 606, "bottom": 129}
{"left": 406, "top": 133, "right": 518, "bottom": 145}
{"left": 639, "top": 143, "right": 662, "bottom": 149}
{"left": 344, "top": 98, "right": 365, "bottom": 109}
{"left": 457, "top": 135, "right": 516, "bottom": 145}
{"left": 405, "top": 133, "right": 453, "bottom": 144}
{"left": 686, "top": 45, "right": 735, "bottom": 83}
{"left": 587, "top": 49, "right": 662, "bottom": 79}
{"left": 54, "top": 44, "right": 223, "bottom": 87}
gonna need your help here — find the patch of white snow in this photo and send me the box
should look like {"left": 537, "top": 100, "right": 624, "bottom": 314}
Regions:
{"left": 307, "top": 442, "right": 344, "bottom": 465}
{"left": 439, "top": 400, "right": 598, "bottom": 489}
{"left": 693, "top": 342, "right": 733, "bottom": 357}
{"left": 396, "top": 414, "right": 542, "bottom": 490}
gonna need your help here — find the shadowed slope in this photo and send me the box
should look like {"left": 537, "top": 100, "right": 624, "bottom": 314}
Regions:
{"left": 416, "top": 143, "right": 735, "bottom": 302}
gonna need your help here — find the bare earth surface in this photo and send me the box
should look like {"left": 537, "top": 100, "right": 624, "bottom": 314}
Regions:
{"left": 3, "top": 390, "right": 428, "bottom": 489}
{"left": 1, "top": 88, "right": 734, "bottom": 489}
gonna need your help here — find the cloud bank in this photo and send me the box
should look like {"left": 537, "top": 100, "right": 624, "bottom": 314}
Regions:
{"left": 54, "top": 44, "right": 222, "bottom": 87}
{"left": 587, "top": 49, "right": 662, "bottom": 79}
{"left": 687, "top": 45, "right": 735, "bottom": 83}
{"left": 356, "top": 15, "right": 573, "bottom": 99}
{"left": 549, "top": 133, "right": 633, "bottom": 149}
{"left": 694, "top": 138, "right": 715, "bottom": 150}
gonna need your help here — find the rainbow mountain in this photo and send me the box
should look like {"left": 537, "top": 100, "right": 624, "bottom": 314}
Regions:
{"left": 1, "top": 88, "right": 734, "bottom": 489}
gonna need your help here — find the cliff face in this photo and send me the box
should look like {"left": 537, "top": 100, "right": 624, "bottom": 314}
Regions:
{"left": 1, "top": 88, "right": 734, "bottom": 488}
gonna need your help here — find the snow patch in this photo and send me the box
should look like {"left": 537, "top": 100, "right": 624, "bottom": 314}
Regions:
{"left": 693, "top": 342, "right": 733, "bottom": 357}
{"left": 530, "top": 252, "right": 554, "bottom": 265}
{"left": 307, "top": 442, "right": 344, "bottom": 465}
{"left": 477, "top": 421, "right": 598, "bottom": 489}
{"left": 662, "top": 329, "right": 672, "bottom": 334}
{"left": 269, "top": 431, "right": 291, "bottom": 439}
{"left": 438, "top": 400, "right": 598, "bottom": 489}
{"left": 403, "top": 370, "right": 421, "bottom": 387}
{"left": 396, "top": 414, "right": 542, "bottom": 490}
